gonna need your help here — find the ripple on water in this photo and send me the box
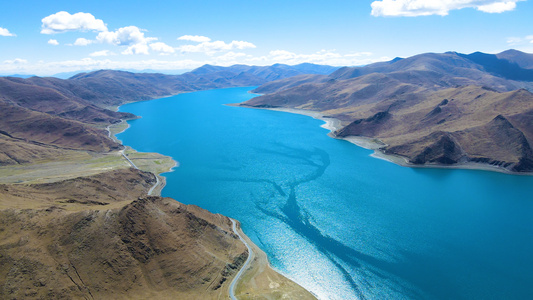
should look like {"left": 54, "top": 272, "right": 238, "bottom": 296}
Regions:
{"left": 118, "top": 87, "right": 533, "bottom": 300}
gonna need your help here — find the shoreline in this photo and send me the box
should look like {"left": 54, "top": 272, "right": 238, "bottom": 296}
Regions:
{"left": 229, "top": 219, "right": 253, "bottom": 300}
{"left": 106, "top": 118, "right": 179, "bottom": 196}
{"left": 237, "top": 105, "right": 533, "bottom": 176}
{"left": 111, "top": 101, "right": 316, "bottom": 299}
{"left": 232, "top": 220, "right": 317, "bottom": 299}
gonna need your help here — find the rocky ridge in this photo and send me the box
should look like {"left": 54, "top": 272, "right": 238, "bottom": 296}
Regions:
{"left": 243, "top": 50, "right": 533, "bottom": 173}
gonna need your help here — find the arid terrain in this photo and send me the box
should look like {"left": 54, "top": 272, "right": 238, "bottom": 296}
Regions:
{"left": 2, "top": 50, "right": 532, "bottom": 298}
{"left": 243, "top": 50, "right": 533, "bottom": 173}
{"left": 0, "top": 65, "right": 326, "bottom": 299}
{"left": 0, "top": 168, "right": 249, "bottom": 299}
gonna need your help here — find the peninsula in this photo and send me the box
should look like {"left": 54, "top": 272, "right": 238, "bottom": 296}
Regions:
{"left": 241, "top": 50, "right": 533, "bottom": 173}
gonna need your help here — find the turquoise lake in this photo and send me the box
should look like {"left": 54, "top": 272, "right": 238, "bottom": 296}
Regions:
{"left": 117, "top": 87, "right": 533, "bottom": 300}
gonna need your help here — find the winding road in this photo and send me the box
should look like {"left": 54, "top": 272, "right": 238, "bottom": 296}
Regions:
{"left": 119, "top": 149, "right": 138, "bottom": 170}
{"left": 147, "top": 175, "right": 160, "bottom": 196}
{"left": 229, "top": 219, "right": 253, "bottom": 300}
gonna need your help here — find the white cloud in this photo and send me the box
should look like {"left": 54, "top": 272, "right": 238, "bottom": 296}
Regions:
{"left": 214, "top": 51, "right": 247, "bottom": 62}
{"left": 178, "top": 35, "right": 211, "bottom": 42}
{"left": 96, "top": 26, "right": 156, "bottom": 46}
{"left": 476, "top": 1, "right": 518, "bottom": 12}
{"left": 3, "top": 58, "right": 28, "bottom": 64}
{"left": 96, "top": 26, "right": 157, "bottom": 46}
{"left": 178, "top": 40, "right": 256, "bottom": 55}
{"left": 95, "top": 26, "right": 157, "bottom": 55}
{"left": 0, "top": 57, "right": 205, "bottom": 76}
{"left": 0, "top": 51, "right": 389, "bottom": 76}
{"left": 48, "top": 39, "right": 59, "bottom": 45}
{"left": 506, "top": 37, "right": 523, "bottom": 45}
{"left": 370, "top": 0, "right": 523, "bottom": 17}
{"left": 0, "top": 27, "right": 16, "bottom": 37}
{"left": 73, "top": 37, "right": 93, "bottom": 46}
{"left": 345, "top": 52, "right": 373, "bottom": 57}
{"left": 150, "top": 42, "right": 175, "bottom": 55}
{"left": 89, "top": 50, "right": 113, "bottom": 57}
{"left": 244, "top": 49, "right": 384, "bottom": 67}
{"left": 41, "top": 11, "right": 107, "bottom": 34}
{"left": 122, "top": 44, "right": 150, "bottom": 55}
{"left": 506, "top": 35, "right": 533, "bottom": 45}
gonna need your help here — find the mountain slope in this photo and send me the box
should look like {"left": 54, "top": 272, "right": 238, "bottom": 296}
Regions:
{"left": 243, "top": 50, "right": 533, "bottom": 172}
{"left": 0, "top": 168, "right": 248, "bottom": 299}
{"left": 0, "top": 102, "right": 121, "bottom": 153}
{"left": 255, "top": 51, "right": 533, "bottom": 96}
{"left": 0, "top": 64, "right": 328, "bottom": 298}
{"left": 0, "top": 77, "right": 134, "bottom": 124}
{"left": 497, "top": 49, "right": 533, "bottom": 69}
{"left": 1, "top": 63, "right": 338, "bottom": 167}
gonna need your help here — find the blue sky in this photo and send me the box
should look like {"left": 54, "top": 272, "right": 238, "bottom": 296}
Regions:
{"left": 1, "top": 0, "right": 532, "bottom": 75}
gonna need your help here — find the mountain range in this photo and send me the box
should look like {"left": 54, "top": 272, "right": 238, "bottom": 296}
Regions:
{"left": 0, "top": 62, "right": 332, "bottom": 299}
{"left": 2, "top": 51, "right": 533, "bottom": 298}
{"left": 243, "top": 50, "right": 533, "bottom": 172}
{"left": 0, "top": 63, "right": 336, "bottom": 166}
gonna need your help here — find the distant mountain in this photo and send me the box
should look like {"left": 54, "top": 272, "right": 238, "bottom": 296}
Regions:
{"left": 0, "top": 77, "right": 134, "bottom": 123}
{"left": 497, "top": 49, "right": 533, "bottom": 69}
{"left": 52, "top": 70, "right": 94, "bottom": 79}
{"left": 458, "top": 51, "right": 533, "bottom": 81}
{"left": 0, "top": 63, "right": 338, "bottom": 166}
{"left": 242, "top": 50, "right": 533, "bottom": 172}
{"left": 32, "top": 63, "right": 338, "bottom": 107}
{"left": 190, "top": 63, "right": 337, "bottom": 78}
{"left": 49, "top": 69, "right": 191, "bottom": 79}
{"left": 187, "top": 63, "right": 338, "bottom": 86}
{"left": 0, "top": 74, "right": 36, "bottom": 78}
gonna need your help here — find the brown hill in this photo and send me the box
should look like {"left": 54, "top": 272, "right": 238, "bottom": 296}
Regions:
{"left": 0, "top": 63, "right": 338, "bottom": 167}
{"left": 0, "top": 77, "right": 134, "bottom": 124}
{"left": 253, "top": 51, "right": 533, "bottom": 96}
{"left": 0, "top": 76, "right": 130, "bottom": 166}
{"left": 244, "top": 51, "right": 533, "bottom": 172}
{"left": 55, "top": 64, "right": 337, "bottom": 107}
{"left": 0, "top": 102, "right": 121, "bottom": 153}
{"left": 337, "top": 87, "right": 533, "bottom": 172}
{"left": 0, "top": 168, "right": 248, "bottom": 299}
{"left": 0, "top": 64, "right": 329, "bottom": 298}
{"left": 0, "top": 134, "right": 73, "bottom": 166}
{"left": 252, "top": 74, "right": 330, "bottom": 94}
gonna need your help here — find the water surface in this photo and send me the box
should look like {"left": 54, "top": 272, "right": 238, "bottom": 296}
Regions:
{"left": 118, "top": 87, "right": 533, "bottom": 299}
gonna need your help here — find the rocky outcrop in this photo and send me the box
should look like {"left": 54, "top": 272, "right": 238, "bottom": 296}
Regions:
{"left": 386, "top": 131, "right": 466, "bottom": 165}
{"left": 336, "top": 111, "right": 392, "bottom": 137}
{"left": 382, "top": 114, "right": 533, "bottom": 171}
{"left": 453, "top": 115, "right": 533, "bottom": 171}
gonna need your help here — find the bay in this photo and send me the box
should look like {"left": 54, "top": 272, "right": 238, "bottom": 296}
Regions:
{"left": 117, "top": 87, "right": 533, "bottom": 299}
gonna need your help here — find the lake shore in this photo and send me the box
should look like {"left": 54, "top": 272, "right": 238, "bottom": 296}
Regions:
{"left": 112, "top": 104, "right": 316, "bottom": 299}
{"left": 107, "top": 119, "right": 177, "bottom": 196}
{"left": 235, "top": 104, "right": 532, "bottom": 176}
{"left": 232, "top": 220, "right": 317, "bottom": 300}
